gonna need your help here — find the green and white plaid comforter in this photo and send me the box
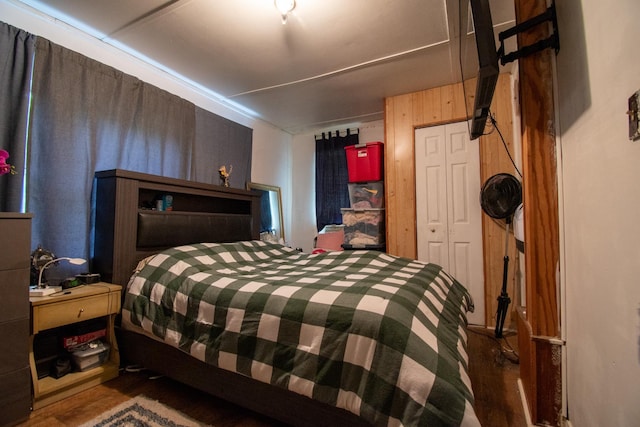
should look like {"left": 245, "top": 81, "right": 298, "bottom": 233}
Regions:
{"left": 122, "top": 241, "right": 479, "bottom": 427}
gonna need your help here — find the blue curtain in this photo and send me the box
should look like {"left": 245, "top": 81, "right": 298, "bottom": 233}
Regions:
{"left": 192, "top": 107, "right": 252, "bottom": 186}
{"left": 257, "top": 189, "right": 273, "bottom": 233}
{"left": 315, "top": 130, "right": 358, "bottom": 231}
{"left": 0, "top": 22, "right": 35, "bottom": 212}
{"left": 21, "top": 37, "right": 251, "bottom": 281}
{"left": 28, "top": 39, "right": 197, "bottom": 266}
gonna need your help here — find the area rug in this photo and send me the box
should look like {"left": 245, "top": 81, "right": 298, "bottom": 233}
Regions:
{"left": 79, "top": 395, "right": 211, "bottom": 427}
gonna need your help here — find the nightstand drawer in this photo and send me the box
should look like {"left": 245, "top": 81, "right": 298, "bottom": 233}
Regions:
{"left": 33, "top": 294, "right": 111, "bottom": 332}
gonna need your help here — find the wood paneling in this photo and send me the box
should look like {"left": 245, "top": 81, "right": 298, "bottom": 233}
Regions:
{"left": 384, "top": 74, "right": 519, "bottom": 328}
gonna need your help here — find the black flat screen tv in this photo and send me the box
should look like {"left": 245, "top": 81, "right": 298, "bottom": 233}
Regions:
{"left": 463, "top": 0, "right": 499, "bottom": 140}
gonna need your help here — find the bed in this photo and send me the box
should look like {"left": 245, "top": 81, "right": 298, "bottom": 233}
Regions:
{"left": 93, "top": 170, "right": 480, "bottom": 427}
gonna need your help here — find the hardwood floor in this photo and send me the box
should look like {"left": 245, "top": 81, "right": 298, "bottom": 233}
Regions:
{"left": 17, "top": 326, "right": 526, "bottom": 427}
{"left": 467, "top": 326, "right": 528, "bottom": 427}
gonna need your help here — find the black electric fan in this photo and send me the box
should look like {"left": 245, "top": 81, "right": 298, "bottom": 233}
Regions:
{"left": 480, "top": 173, "right": 522, "bottom": 338}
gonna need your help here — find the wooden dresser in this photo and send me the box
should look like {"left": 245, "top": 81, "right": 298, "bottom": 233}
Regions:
{"left": 0, "top": 213, "right": 33, "bottom": 426}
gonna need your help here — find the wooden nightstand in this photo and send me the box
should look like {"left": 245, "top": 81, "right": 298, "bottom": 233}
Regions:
{"left": 29, "top": 282, "right": 121, "bottom": 409}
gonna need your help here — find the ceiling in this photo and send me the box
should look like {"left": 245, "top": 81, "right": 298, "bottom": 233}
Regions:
{"left": 16, "top": 0, "right": 516, "bottom": 134}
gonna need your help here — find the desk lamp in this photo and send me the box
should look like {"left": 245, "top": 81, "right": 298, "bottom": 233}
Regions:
{"left": 29, "top": 257, "right": 87, "bottom": 297}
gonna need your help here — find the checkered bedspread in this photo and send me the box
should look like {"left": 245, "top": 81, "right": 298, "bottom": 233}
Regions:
{"left": 122, "top": 241, "right": 479, "bottom": 427}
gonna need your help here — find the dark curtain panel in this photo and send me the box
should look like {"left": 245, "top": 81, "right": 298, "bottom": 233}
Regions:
{"left": 28, "top": 38, "right": 196, "bottom": 265}
{"left": 258, "top": 190, "right": 273, "bottom": 233}
{"left": 0, "top": 22, "right": 36, "bottom": 212}
{"left": 192, "top": 107, "right": 252, "bottom": 188}
{"left": 315, "top": 130, "right": 358, "bottom": 231}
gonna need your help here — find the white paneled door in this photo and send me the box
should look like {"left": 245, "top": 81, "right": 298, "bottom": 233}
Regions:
{"left": 415, "top": 122, "right": 484, "bottom": 325}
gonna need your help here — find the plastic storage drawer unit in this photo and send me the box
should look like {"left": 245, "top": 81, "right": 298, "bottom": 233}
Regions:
{"left": 341, "top": 208, "right": 385, "bottom": 247}
{"left": 348, "top": 181, "right": 384, "bottom": 208}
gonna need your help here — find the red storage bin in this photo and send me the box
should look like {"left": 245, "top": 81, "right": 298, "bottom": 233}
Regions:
{"left": 345, "top": 142, "right": 383, "bottom": 182}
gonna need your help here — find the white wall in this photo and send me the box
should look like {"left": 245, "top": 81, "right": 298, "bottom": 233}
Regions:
{"left": 290, "top": 121, "right": 385, "bottom": 253}
{"left": 556, "top": 0, "right": 640, "bottom": 425}
{"left": 0, "top": 0, "right": 293, "bottom": 234}
{"left": 250, "top": 124, "right": 293, "bottom": 241}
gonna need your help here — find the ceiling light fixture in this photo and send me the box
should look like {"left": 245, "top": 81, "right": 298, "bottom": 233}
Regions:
{"left": 274, "top": 0, "right": 295, "bottom": 24}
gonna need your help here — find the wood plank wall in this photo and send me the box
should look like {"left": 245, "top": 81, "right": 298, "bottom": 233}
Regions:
{"left": 384, "top": 73, "right": 519, "bottom": 328}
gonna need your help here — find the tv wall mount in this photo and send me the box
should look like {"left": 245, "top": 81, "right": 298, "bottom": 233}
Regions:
{"left": 497, "top": 2, "right": 559, "bottom": 65}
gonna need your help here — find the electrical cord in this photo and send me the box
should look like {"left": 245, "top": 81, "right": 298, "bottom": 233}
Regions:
{"left": 467, "top": 325, "right": 520, "bottom": 364}
{"left": 123, "top": 364, "right": 164, "bottom": 380}
{"left": 489, "top": 111, "right": 523, "bottom": 179}
{"left": 47, "top": 284, "right": 86, "bottom": 296}
{"left": 501, "top": 334, "right": 520, "bottom": 362}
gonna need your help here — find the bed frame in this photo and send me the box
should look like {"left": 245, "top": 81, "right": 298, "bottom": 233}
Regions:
{"left": 93, "top": 169, "right": 368, "bottom": 427}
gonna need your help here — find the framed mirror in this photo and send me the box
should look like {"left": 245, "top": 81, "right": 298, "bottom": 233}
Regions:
{"left": 247, "top": 182, "right": 284, "bottom": 242}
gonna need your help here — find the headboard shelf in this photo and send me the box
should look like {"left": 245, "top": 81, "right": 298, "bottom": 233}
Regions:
{"left": 94, "top": 169, "right": 254, "bottom": 197}
{"left": 137, "top": 188, "right": 252, "bottom": 214}
{"left": 93, "top": 169, "right": 261, "bottom": 288}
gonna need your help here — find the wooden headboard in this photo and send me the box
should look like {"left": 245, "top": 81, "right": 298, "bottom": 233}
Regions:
{"left": 93, "top": 169, "right": 261, "bottom": 288}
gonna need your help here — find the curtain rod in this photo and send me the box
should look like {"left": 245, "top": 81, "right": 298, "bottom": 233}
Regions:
{"left": 314, "top": 127, "right": 359, "bottom": 140}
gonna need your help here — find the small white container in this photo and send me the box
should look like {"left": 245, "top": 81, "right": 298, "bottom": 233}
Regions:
{"left": 70, "top": 340, "right": 110, "bottom": 371}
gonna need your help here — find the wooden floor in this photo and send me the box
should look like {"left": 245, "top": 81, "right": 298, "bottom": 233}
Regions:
{"left": 467, "top": 327, "right": 527, "bottom": 427}
{"left": 18, "top": 326, "right": 527, "bottom": 427}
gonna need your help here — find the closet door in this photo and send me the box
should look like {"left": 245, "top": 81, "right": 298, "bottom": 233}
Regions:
{"left": 415, "top": 122, "right": 484, "bottom": 324}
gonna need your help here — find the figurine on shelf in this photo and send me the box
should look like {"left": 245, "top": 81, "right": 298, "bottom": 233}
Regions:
{"left": 218, "top": 164, "right": 232, "bottom": 187}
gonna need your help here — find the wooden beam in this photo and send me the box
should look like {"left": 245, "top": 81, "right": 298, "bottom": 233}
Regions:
{"left": 517, "top": 0, "right": 560, "bottom": 338}
{"left": 514, "top": 0, "right": 562, "bottom": 424}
